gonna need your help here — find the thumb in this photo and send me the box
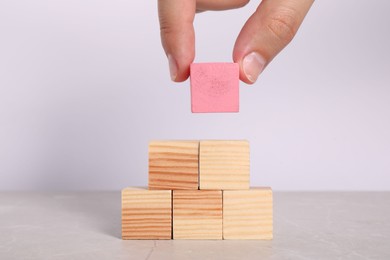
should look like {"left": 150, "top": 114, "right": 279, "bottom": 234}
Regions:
{"left": 233, "top": 0, "right": 314, "bottom": 84}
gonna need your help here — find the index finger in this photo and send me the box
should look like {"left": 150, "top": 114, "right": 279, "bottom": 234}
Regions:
{"left": 158, "top": 0, "right": 196, "bottom": 82}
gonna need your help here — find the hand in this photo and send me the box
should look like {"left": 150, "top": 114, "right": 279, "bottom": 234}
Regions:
{"left": 158, "top": 0, "right": 314, "bottom": 84}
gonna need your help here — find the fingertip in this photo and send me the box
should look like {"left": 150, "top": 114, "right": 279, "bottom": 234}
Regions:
{"left": 235, "top": 51, "right": 266, "bottom": 84}
{"left": 233, "top": 0, "right": 313, "bottom": 84}
{"left": 172, "top": 67, "right": 190, "bottom": 82}
{"left": 167, "top": 52, "right": 193, "bottom": 82}
{"left": 242, "top": 52, "right": 266, "bottom": 84}
{"left": 167, "top": 54, "right": 177, "bottom": 81}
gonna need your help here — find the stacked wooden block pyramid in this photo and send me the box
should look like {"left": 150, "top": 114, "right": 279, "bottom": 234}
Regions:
{"left": 122, "top": 140, "right": 273, "bottom": 240}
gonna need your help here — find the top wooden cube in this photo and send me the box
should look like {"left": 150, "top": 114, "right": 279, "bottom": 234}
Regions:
{"left": 190, "top": 63, "right": 239, "bottom": 113}
{"left": 148, "top": 141, "right": 199, "bottom": 190}
{"left": 199, "top": 140, "right": 250, "bottom": 190}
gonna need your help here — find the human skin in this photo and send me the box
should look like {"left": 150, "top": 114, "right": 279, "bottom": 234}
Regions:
{"left": 158, "top": 0, "right": 314, "bottom": 84}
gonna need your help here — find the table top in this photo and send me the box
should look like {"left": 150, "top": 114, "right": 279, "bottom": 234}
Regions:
{"left": 1, "top": 191, "right": 389, "bottom": 260}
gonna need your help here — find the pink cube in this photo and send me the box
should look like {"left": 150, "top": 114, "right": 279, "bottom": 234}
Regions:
{"left": 190, "top": 63, "right": 239, "bottom": 113}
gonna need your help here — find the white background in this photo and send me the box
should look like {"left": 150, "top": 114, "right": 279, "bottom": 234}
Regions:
{"left": 0, "top": 0, "right": 389, "bottom": 191}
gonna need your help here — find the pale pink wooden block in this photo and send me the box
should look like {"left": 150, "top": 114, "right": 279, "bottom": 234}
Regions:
{"left": 190, "top": 63, "right": 239, "bottom": 113}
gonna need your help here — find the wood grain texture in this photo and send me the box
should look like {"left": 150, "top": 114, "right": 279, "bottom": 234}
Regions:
{"left": 122, "top": 187, "right": 172, "bottom": 240}
{"left": 149, "top": 141, "right": 199, "bottom": 190}
{"left": 199, "top": 140, "right": 249, "bottom": 190}
{"left": 223, "top": 187, "right": 273, "bottom": 240}
{"left": 173, "top": 190, "right": 222, "bottom": 239}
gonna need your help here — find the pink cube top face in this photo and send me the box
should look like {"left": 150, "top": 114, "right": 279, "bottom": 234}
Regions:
{"left": 190, "top": 63, "right": 239, "bottom": 113}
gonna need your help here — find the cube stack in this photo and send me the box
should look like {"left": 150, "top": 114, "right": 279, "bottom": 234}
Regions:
{"left": 122, "top": 140, "right": 273, "bottom": 240}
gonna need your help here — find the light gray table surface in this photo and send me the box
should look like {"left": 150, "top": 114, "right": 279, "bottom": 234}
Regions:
{"left": 0, "top": 192, "right": 389, "bottom": 260}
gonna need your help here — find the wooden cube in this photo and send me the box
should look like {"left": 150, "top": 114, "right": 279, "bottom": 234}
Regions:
{"left": 199, "top": 140, "right": 250, "bottom": 190}
{"left": 190, "top": 63, "right": 239, "bottom": 113}
{"left": 122, "top": 187, "right": 172, "bottom": 240}
{"left": 173, "top": 190, "right": 222, "bottom": 239}
{"left": 148, "top": 141, "right": 199, "bottom": 190}
{"left": 223, "top": 187, "right": 273, "bottom": 239}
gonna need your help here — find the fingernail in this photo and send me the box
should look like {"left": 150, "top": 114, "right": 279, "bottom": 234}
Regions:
{"left": 167, "top": 54, "right": 178, "bottom": 81}
{"left": 243, "top": 52, "right": 266, "bottom": 83}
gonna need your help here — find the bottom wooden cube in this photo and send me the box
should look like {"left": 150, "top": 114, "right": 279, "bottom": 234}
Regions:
{"left": 122, "top": 187, "right": 172, "bottom": 239}
{"left": 223, "top": 187, "right": 273, "bottom": 239}
{"left": 173, "top": 190, "right": 222, "bottom": 239}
